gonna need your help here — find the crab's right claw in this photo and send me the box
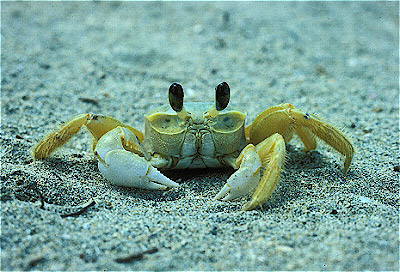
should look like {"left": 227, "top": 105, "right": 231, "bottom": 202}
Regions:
{"left": 96, "top": 127, "right": 179, "bottom": 190}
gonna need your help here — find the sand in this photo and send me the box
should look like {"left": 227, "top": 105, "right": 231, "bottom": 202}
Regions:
{"left": 1, "top": 1, "right": 399, "bottom": 271}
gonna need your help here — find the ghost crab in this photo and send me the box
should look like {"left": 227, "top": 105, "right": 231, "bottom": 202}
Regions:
{"left": 33, "top": 82, "right": 354, "bottom": 210}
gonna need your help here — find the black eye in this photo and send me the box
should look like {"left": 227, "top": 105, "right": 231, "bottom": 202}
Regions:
{"left": 169, "top": 83, "right": 184, "bottom": 112}
{"left": 215, "top": 82, "right": 230, "bottom": 111}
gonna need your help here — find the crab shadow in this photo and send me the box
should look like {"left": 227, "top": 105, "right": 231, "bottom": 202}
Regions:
{"left": 17, "top": 156, "right": 102, "bottom": 206}
{"left": 285, "top": 145, "right": 331, "bottom": 172}
{"left": 113, "top": 183, "right": 183, "bottom": 202}
{"left": 114, "top": 167, "right": 232, "bottom": 202}
{"left": 164, "top": 167, "right": 232, "bottom": 192}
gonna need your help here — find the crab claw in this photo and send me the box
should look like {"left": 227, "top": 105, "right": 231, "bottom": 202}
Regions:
{"left": 96, "top": 127, "right": 179, "bottom": 190}
{"left": 214, "top": 144, "right": 261, "bottom": 201}
{"left": 214, "top": 166, "right": 261, "bottom": 201}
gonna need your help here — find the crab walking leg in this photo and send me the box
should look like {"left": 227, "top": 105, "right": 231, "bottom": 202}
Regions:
{"left": 214, "top": 144, "right": 262, "bottom": 201}
{"left": 246, "top": 103, "right": 296, "bottom": 144}
{"left": 95, "top": 127, "right": 179, "bottom": 190}
{"left": 247, "top": 103, "right": 354, "bottom": 173}
{"left": 294, "top": 125, "right": 317, "bottom": 152}
{"left": 288, "top": 108, "right": 354, "bottom": 173}
{"left": 33, "top": 114, "right": 91, "bottom": 160}
{"left": 242, "top": 133, "right": 286, "bottom": 211}
{"left": 33, "top": 113, "right": 144, "bottom": 160}
{"left": 85, "top": 115, "right": 144, "bottom": 151}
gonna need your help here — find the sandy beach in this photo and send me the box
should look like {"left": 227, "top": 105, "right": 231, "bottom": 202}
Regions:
{"left": 1, "top": 1, "right": 399, "bottom": 270}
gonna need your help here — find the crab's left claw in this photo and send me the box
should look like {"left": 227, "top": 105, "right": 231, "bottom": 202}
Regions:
{"left": 214, "top": 145, "right": 261, "bottom": 201}
{"left": 215, "top": 134, "right": 286, "bottom": 211}
{"left": 95, "top": 127, "right": 179, "bottom": 190}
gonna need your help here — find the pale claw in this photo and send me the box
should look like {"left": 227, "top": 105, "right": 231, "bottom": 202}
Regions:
{"left": 214, "top": 144, "right": 262, "bottom": 201}
{"left": 98, "top": 150, "right": 179, "bottom": 190}
{"left": 96, "top": 127, "right": 179, "bottom": 190}
{"left": 214, "top": 167, "right": 261, "bottom": 201}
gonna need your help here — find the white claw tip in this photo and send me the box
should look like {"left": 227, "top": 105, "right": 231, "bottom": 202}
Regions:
{"left": 214, "top": 184, "right": 230, "bottom": 201}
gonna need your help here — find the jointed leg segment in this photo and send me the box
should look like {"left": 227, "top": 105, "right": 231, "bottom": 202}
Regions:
{"left": 33, "top": 114, "right": 144, "bottom": 160}
{"left": 288, "top": 108, "right": 354, "bottom": 173}
{"left": 33, "top": 114, "right": 90, "bottom": 160}
{"left": 247, "top": 103, "right": 354, "bottom": 173}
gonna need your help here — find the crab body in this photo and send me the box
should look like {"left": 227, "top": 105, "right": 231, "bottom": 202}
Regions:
{"left": 33, "top": 82, "right": 354, "bottom": 211}
{"left": 144, "top": 102, "right": 246, "bottom": 169}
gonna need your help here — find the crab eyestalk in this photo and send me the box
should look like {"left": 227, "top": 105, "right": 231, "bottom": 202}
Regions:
{"left": 169, "top": 83, "right": 190, "bottom": 120}
{"left": 206, "top": 82, "right": 230, "bottom": 118}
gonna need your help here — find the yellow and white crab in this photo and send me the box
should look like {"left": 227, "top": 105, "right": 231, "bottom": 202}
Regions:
{"left": 33, "top": 82, "right": 354, "bottom": 210}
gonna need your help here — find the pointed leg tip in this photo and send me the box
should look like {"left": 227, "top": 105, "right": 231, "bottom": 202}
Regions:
{"left": 242, "top": 202, "right": 256, "bottom": 211}
{"left": 162, "top": 178, "right": 180, "bottom": 188}
{"left": 32, "top": 151, "right": 46, "bottom": 161}
{"left": 343, "top": 159, "right": 352, "bottom": 174}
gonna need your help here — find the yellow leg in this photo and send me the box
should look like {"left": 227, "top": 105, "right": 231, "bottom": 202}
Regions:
{"left": 84, "top": 115, "right": 144, "bottom": 150}
{"left": 246, "top": 103, "right": 295, "bottom": 145}
{"left": 33, "top": 114, "right": 90, "bottom": 160}
{"left": 33, "top": 114, "right": 143, "bottom": 160}
{"left": 288, "top": 108, "right": 354, "bottom": 173}
{"left": 242, "top": 133, "right": 286, "bottom": 211}
{"left": 294, "top": 125, "right": 317, "bottom": 152}
{"left": 247, "top": 104, "right": 354, "bottom": 173}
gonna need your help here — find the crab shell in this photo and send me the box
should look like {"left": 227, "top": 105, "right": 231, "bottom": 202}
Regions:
{"left": 144, "top": 102, "right": 247, "bottom": 169}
